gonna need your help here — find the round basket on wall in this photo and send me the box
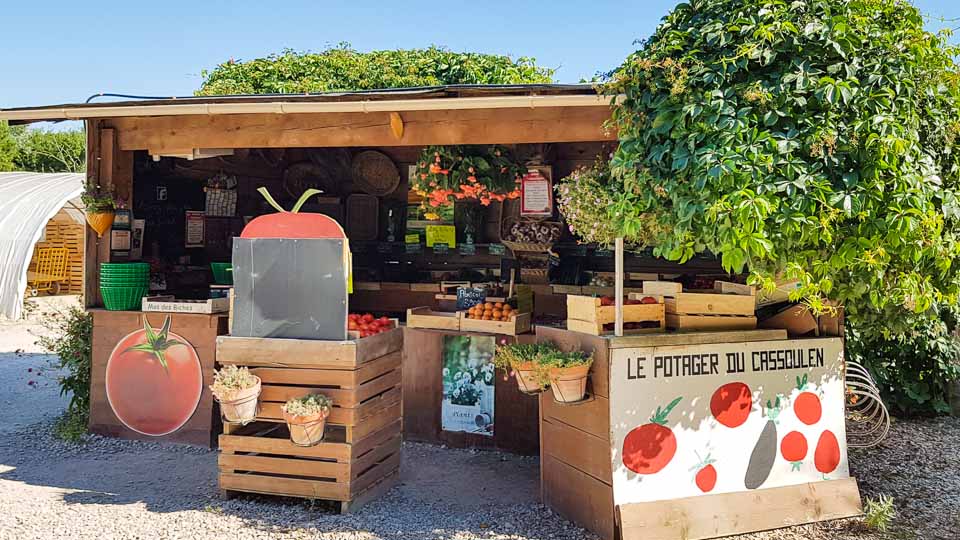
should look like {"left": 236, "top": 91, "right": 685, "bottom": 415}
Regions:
{"left": 283, "top": 161, "right": 338, "bottom": 198}
{"left": 351, "top": 151, "right": 400, "bottom": 196}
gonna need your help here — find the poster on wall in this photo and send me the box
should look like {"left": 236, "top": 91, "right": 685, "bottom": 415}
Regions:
{"left": 609, "top": 338, "right": 848, "bottom": 505}
{"left": 520, "top": 167, "right": 553, "bottom": 216}
{"left": 185, "top": 210, "right": 205, "bottom": 248}
{"left": 441, "top": 335, "right": 495, "bottom": 436}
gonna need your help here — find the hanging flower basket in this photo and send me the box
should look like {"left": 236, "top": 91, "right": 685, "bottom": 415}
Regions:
{"left": 85, "top": 211, "right": 115, "bottom": 237}
{"left": 214, "top": 377, "right": 261, "bottom": 424}
{"left": 284, "top": 408, "right": 331, "bottom": 447}
{"left": 549, "top": 363, "right": 593, "bottom": 403}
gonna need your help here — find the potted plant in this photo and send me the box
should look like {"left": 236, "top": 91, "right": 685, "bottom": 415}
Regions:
{"left": 81, "top": 179, "right": 117, "bottom": 237}
{"left": 209, "top": 365, "right": 261, "bottom": 424}
{"left": 543, "top": 349, "right": 594, "bottom": 403}
{"left": 494, "top": 342, "right": 554, "bottom": 394}
{"left": 282, "top": 394, "right": 332, "bottom": 446}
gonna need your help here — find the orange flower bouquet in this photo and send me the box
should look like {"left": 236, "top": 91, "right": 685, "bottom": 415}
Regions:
{"left": 411, "top": 146, "right": 524, "bottom": 214}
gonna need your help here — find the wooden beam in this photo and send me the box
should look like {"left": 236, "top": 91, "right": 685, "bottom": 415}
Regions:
{"left": 83, "top": 120, "right": 101, "bottom": 308}
{"left": 110, "top": 106, "right": 615, "bottom": 152}
{"left": 617, "top": 478, "right": 862, "bottom": 540}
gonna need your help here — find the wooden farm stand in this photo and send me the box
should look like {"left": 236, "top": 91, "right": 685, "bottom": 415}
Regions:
{"left": 214, "top": 329, "right": 402, "bottom": 511}
{"left": 536, "top": 326, "right": 861, "bottom": 540}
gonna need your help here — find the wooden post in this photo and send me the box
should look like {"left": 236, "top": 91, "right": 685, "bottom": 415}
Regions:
{"left": 614, "top": 237, "right": 624, "bottom": 337}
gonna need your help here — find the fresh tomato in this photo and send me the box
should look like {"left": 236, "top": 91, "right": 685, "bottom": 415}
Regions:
{"left": 105, "top": 316, "right": 202, "bottom": 436}
{"left": 641, "top": 296, "right": 659, "bottom": 304}
{"left": 348, "top": 320, "right": 359, "bottom": 331}
{"left": 378, "top": 316, "right": 391, "bottom": 327}
{"left": 348, "top": 313, "right": 360, "bottom": 321}
{"left": 361, "top": 313, "right": 375, "bottom": 323}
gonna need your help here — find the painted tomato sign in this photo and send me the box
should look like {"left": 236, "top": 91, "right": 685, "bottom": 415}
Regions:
{"left": 105, "top": 316, "right": 203, "bottom": 436}
{"left": 609, "top": 338, "right": 848, "bottom": 506}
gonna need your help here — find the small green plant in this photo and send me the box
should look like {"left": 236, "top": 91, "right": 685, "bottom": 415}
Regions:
{"left": 863, "top": 494, "right": 896, "bottom": 532}
{"left": 36, "top": 307, "right": 92, "bottom": 441}
{"left": 209, "top": 365, "right": 258, "bottom": 398}
{"left": 282, "top": 394, "right": 332, "bottom": 417}
{"left": 80, "top": 179, "right": 116, "bottom": 213}
{"left": 494, "top": 342, "right": 592, "bottom": 385}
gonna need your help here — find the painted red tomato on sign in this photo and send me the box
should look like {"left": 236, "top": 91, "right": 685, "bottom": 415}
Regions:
{"left": 105, "top": 316, "right": 202, "bottom": 436}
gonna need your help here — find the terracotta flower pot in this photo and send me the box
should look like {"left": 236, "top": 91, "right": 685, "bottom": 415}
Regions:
{"left": 214, "top": 376, "right": 261, "bottom": 424}
{"left": 284, "top": 407, "right": 331, "bottom": 447}
{"left": 549, "top": 364, "right": 592, "bottom": 403}
{"left": 85, "top": 211, "right": 115, "bottom": 238}
{"left": 513, "top": 361, "right": 546, "bottom": 394}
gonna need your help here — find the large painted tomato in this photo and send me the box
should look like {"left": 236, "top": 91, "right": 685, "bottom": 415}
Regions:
{"left": 105, "top": 316, "right": 202, "bottom": 436}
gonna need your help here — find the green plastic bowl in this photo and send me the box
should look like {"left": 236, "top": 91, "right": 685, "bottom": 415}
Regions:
{"left": 100, "top": 286, "right": 150, "bottom": 311}
{"left": 210, "top": 263, "right": 233, "bottom": 285}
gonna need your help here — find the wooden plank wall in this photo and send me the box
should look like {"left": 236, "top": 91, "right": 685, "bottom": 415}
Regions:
{"left": 402, "top": 327, "right": 540, "bottom": 455}
{"left": 29, "top": 209, "right": 84, "bottom": 294}
{"left": 536, "top": 326, "right": 616, "bottom": 540}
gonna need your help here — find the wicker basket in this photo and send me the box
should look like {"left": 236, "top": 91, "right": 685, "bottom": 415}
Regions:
{"left": 501, "top": 217, "right": 562, "bottom": 253}
{"left": 351, "top": 151, "right": 400, "bottom": 196}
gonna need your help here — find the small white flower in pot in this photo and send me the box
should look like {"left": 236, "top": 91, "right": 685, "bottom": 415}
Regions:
{"left": 282, "top": 394, "right": 333, "bottom": 447}
{"left": 210, "top": 365, "right": 261, "bottom": 424}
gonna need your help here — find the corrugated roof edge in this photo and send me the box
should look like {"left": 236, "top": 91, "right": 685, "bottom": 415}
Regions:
{"left": 1, "top": 83, "right": 603, "bottom": 121}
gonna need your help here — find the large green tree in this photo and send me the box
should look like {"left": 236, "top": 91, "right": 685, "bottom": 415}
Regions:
{"left": 602, "top": 0, "right": 960, "bottom": 335}
{"left": 13, "top": 127, "right": 85, "bottom": 173}
{"left": 196, "top": 44, "right": 554, "bottom": 96}
{"left": 0, "top": 121, "right": 17, "bottom": 171}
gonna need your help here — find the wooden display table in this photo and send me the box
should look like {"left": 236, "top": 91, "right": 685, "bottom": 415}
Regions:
{"left": 536, "top": 326, "right": 862, "bottom": 540}
{"left": 214, "top": 329, "right": 402, "bottom": 512}
{"left": 89, "top": 309, "right": 228, "bottom": 447}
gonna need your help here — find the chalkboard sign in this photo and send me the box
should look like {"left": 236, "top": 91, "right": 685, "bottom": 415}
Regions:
{"left": 405, "top": 243, "right": 422, "bottom": 254}
{"left": 488, "top": 243, "right": 506, "bottom": 256}
{"left": 459, "top": 244, "right": 477, "bottom": 256}
{"left": 456, "top": 287, "right": 487, "bottom": 310}
{"left": 377, "top": 242, "right": 393, "bottom": 254}
{"left": 433, "top": 243, "right": 450, "bottom": 255}
{"left": 548, "top": 253, "right": 561, "bottom": 267}
{"left": 595, "top": 248, "right": 613, "bottom": 257}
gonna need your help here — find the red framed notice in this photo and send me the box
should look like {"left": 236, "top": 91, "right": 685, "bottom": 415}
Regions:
{"left": 520, "top": 167, "right": 553, "bottom": 216}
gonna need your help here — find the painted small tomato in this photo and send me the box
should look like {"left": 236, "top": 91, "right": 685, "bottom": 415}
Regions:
{"left": 710, "top": 382, "right": 753, "bottom": 428}
{"left": 105, "top": 316, "right": 202, "bottom": 437}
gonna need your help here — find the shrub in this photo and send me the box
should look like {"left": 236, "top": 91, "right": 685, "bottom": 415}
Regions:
{"left": 197, "top": 44, "right": 554, "bottom": 95}
{"left": 36, "top": 307, "right": 92, "bottom": 437}
{"left": 602, "top": 0, "right": 960, "bottom": 338}
{"left": 863, "top": 494, "right": 896, "bottom": 532}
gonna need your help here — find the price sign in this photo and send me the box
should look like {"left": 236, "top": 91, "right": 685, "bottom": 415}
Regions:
{"left": 433, "top": 243, "right": 450, "bottom": 254}
{"left": 405, "top": 243, "right": 422, "bottom": 254}
{"left": 459, "top": 244, "right": 477, "bottom": 256}
{"left": 595, "top": 248, "right": 613, "bottom": 258}
{"left": 426, "top": 225, "right": 457, "bottom": 248}
{"left": 488, "top": 243, "right": 506, "bottom": 255}
{"left": 405, "top": 233, "right": 420, "bottom": 244}
{"left": 377, "top": 243, "right": 393, "bottom": 254}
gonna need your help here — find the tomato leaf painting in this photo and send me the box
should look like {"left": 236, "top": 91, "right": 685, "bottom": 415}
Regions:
{"left": 622, "top": 397, "right": 682, "bottom": 475}
{"left": 106, "top": 315, "right": 203, "bottom": 437}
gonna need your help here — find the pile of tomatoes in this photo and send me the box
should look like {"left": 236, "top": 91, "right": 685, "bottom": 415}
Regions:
{"left": 465, "top": 301, "right": 515, "bottom": 321}
{"left": 599, "top": 295, "right": 659, "bottom": 306}
{"left": 348, "top": 313, "right": 395, "bottom": 338}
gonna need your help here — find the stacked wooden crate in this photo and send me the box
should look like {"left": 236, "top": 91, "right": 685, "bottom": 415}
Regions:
{"left": 31, "top": 211, "right": 84, "bottom": 294}
{"left": 566, "top": 294, "right": 665, "bottom": 336}
{"left": 641, "top": 281, "right": 757, "bottom": 331}
{"left": 214, "top": 329, "right": 402, "bottom": 512}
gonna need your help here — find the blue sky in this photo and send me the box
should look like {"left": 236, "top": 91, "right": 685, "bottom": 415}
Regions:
{"left": 1, "top": 0, "right": 959, "bottom": 109}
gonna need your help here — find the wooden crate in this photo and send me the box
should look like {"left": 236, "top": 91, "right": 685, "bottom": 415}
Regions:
{"left": 639, "top": 282, "right": 757, "bottom": 332}
{"left": 142, "top": 295, "right": 230, "bottom": 314}
{"left": 30, "top": 210, "right": 84, "bottom": 294}
{"left": 458, "top": 311, "right": 532, "bottom": 336}
{"left": 215, "top": 329, "right": 402, "bottom": 510}
{"left": 406, "top": 307, "right": 460, "bottom": 330}
{"left": 566, "top": 295, "right": 665, "bottom": 336}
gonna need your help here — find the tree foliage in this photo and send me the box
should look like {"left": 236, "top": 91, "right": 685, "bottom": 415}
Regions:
{"left": 0, "top": 122, "right": 85, "bottom": 173}
{"left": 602, "top": 0, "right": 960, "bottom": 336}
{"left": 197, "top": 44, "right": 555, "bottom": 96}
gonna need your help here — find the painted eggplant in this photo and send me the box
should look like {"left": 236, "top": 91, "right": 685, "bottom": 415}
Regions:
{"left": 744, "top": 397, "right": 781, "bottom": 490}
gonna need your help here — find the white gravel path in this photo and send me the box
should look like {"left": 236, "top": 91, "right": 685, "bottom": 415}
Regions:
{"left": 0, "top": 296, "right": 955, "bottom": 540}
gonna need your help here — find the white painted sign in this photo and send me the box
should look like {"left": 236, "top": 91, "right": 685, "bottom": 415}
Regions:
{"left": 609, "top": 338, "right": 848, "bottom": 505}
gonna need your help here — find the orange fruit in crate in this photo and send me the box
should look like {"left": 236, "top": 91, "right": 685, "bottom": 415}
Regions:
{"left": 494, "top": 302, "right": 503, "bottom": 309}
{"left": 492, "top": 309, "right": 503, "bottom": 319}
{"left": 484, "top": 302, "right": 494, "bottom": 310}
{"left": 482, "top": 314, "right": 492, "bottom": 320}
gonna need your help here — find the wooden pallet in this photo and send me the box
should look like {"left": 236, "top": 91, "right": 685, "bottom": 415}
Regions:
{"left": 215, "top": 328, "right": 403, "bottom": 509}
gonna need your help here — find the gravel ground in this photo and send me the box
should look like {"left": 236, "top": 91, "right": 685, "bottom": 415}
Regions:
{"left": 0, "top": 297, "right": 956, "bottom": 539}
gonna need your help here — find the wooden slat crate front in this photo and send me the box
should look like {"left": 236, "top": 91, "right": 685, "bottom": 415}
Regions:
{"left": 215, "top": 328, "right": 403, "bottom": 512}
{"left": 637, "top": 283, "right": 757, "bottom": 332}
{"left": 566, "top": 295, "right": 665, "bottom": 336}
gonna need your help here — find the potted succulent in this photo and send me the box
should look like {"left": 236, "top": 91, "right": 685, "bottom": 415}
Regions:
{"left": 209, "top": 365, "right": 261, "bottom": 424}
{"left": 543, "top": 349, "right": 594, "bottom": 404}
{"left": 493, "top": 342, "right": 555, "bottom": 394}
{"left": 282, "top": 394, "right": 332, "bottom": 446}
{"left": 81, "top": 179, "right": 118, "bottom": 237}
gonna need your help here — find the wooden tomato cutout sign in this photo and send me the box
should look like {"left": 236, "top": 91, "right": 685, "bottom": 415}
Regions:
{"left": 105, "top": 315, "right": 203, "bottom": 436}
{"left": 240, "top": 188, "right": 345, "bottom": 239}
